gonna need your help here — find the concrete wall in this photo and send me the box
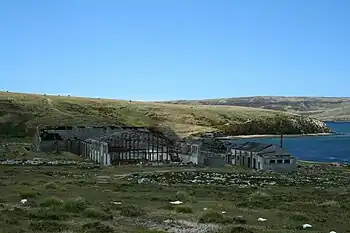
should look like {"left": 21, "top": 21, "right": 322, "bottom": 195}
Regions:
{"left": 262, "top": 156, "right": 297, "bottom": 172}
{"left": 38, "top": 141, "right": 68, "bottom": 153}
{"left": 230, "top": 149, "right": 296, "bottom": 172}
{"left": 81, "top": 139, "right": 111, "bottom": 166}
{"left": 204, "top": 155, "right": 226, "bottom": 167}
{"left": 231, "top": 149, "right": 250, "bottom": 167}
{"left": 178, "top": 154, "right": 200, "bottom": 164}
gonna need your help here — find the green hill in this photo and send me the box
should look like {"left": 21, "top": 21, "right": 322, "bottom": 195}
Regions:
{"left": 0, "top": 92, "right": 331, "bottom": 138}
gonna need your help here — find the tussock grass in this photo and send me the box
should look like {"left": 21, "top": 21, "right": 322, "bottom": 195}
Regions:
{"left": 119, "top": 205, "right": 146, "bottom": 217}
{"left": 174, "top": 205, "right": 194, "bottom": 213}
{"left": 83, "top": 207, "right": 113, "bottom": 220}
{"left": 63, "top": 197, "right": 89, "bottom": 213}
{"left": 199, "top": 211, "right": 232, "bottom": 224}
{"left": 19, "top": 190, "right": 40, "bottom": 199}
{"left": 1, "top": 156, "right": 349, "bottom": 232}
{"left": 39, "top": 197, "right": 63, "bottom": 207}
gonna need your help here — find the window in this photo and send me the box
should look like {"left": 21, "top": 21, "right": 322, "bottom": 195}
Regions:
{"left": 284, "top": 159, "right": 290, "bottom": 164}
{"left": 277, "top": 159, "right": 283, "bottom": 164}
{"left": 187, "top": 144, "right": 191, "bottom": 153}
{"left": 192, "top": 145, "right": 198, "bottom": 154}
{"left": 270, "top": 160, "right": 275, "bottom": 164}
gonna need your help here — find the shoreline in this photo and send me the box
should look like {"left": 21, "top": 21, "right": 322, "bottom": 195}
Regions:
{"left": 218, "top": 132, "right": 334, "bottom": 140}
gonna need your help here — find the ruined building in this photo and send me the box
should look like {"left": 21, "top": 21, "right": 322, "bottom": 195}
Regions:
{"left": 31, "top": 126, "right": 180, "bottom": 166}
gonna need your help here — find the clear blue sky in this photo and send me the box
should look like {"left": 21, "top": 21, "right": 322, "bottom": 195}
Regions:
{"left": 0, "top": 0, "right": 349, "bottom": 101}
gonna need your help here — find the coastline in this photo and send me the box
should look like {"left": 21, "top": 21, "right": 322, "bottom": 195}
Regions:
{"left": 218, "top": 132, "right": 333, "bottom": 140}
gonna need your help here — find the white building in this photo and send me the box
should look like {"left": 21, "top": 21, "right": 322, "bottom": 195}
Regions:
{"left": 228, "top": 142, "right": 296, "bottom": 172}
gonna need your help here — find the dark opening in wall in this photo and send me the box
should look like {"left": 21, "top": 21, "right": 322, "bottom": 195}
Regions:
{"left": 40, "top": 132, "right": 64, "bottom": 141}
{"left": 56, "top": 126, "right": 73, "bottom": 130}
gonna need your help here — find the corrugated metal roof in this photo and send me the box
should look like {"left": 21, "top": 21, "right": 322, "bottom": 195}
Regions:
{"left": 232, "top": 142, "right": 272, "bottom": 152}
{"left": 228, "top": 141, "right": 293, "bottom": 158}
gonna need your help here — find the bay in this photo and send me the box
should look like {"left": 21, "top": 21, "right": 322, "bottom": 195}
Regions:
{"left": 230, "top": 122, "right": 350, "bottom": 163}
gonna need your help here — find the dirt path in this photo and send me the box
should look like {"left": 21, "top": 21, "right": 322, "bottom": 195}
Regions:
{"left": 46, "top": 98, "right": 73, "bottom": 117}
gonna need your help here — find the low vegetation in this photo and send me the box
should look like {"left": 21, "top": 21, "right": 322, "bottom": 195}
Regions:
{"left": 0, "top": 92, "right": 331, "bottom": 138}
{"left": 0, "top": 147, "right": 349, "bottom": 233}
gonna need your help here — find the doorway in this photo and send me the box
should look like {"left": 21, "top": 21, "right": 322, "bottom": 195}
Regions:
{"left": 253, "top": 158, "right": 257, "bottom": 169}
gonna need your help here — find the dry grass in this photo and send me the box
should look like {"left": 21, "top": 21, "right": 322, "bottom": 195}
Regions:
{"left": 162, "top": 96, "right": 350, "bottom": 121}
{"left": 0, "top": 91, "right": 321, "bottom": 138}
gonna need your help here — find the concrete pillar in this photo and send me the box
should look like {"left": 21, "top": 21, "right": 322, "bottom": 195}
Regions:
{"left": 88, "top": 144, "right": 90, "bottom": 160}
{"left": 96, "top": 143, "right": 100, "bottom": 163}
{"left": 106, "top": 153, "right": 111, "bottom": 166}
{"left": 99, "top": 143, "right": 104, "bottom": 166}
{"left": 93, "top": 144, "right": 96, "bottom": 162}
{"left": 94, "top": 143, "right": 97, "bottom": 162}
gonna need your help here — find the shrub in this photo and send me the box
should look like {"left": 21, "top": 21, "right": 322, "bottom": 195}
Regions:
{"left": 28, "top": 207, "right": 69, "bottom": 220}
{"left": 175, "top": 191, "right": 193, "bottom": 202}
{"left": 39, "top": 197, "right": 63, "bottom": 207}
{"left": 134, "top": 229, "right": 167, "bottom": 233}
{"left": 83, "top": 207, "right": 113, "bottom": 220}
{"left": 220, "top": 226, "right": 254, "bottom": 233}
{"left": 199, "top": 211, "right": 231, "bottom": 224}
{"left": 44, "top": 182, "right": 58, "bottom": 189}
{"left": 232, "top": 216, "right": 247, "bottom": 224}
{"left": 119, "top": 205, "right": 145, "bottom": 217}
{"left": 19, "top": 190, "right": 39, "bottom": 199}
{"left": 29, "top": 220, "right": 67, "bottom": 232}
{"left": 175, "top": 205, "right": 193, "bottom": 213}
{"left": 63, "top": 197, "right": 88, "bottom": 213}
{"left": 289, "top": 212, "right": 310, "bottom": 222}
{"left": 81, "top": 221, "right": 114, "bottom": 233}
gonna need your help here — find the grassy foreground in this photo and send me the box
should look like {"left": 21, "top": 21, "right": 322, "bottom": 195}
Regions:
{"left": 0, "top": 145, "right": 349, "bottom": 233}
{"left": 0, "top": 92, "right": 330, "bottom": 138}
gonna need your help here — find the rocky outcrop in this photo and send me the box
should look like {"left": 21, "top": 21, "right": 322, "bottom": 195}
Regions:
{"left": 193, "top": 115, "right": 332, "bottom": 137}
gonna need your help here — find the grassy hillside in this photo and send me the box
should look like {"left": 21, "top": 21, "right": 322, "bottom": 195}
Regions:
{"left": 162, "top": 96, "right": 350, "bottom": 121}
{"left": 0, "top": 92, "right": 331, "bottom": 138}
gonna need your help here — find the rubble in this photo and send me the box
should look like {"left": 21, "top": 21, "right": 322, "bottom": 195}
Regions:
{"left": 0, "top": 159, "right": 95, "bottom": 166}
{"left": 126, "top": 164, "right": 350, "bottom": 188}
{"left": 120, "top": 217, "right": 219, "bottom": 233}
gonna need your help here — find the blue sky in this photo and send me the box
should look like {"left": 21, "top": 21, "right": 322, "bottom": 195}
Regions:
{"left": 0, "top": 0, "right": 349, "bottom": 101}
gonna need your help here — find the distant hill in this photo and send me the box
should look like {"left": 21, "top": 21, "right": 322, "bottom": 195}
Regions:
{"left": 162, "top": 96, "right": 350, "bottom": 121}
{"left": 0, "top": 92, "right": 331, "bottom": 138}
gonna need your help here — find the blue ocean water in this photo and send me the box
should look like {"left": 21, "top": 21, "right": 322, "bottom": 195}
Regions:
{"left": 231, "top": 122, "right": 350, "bottom": 163}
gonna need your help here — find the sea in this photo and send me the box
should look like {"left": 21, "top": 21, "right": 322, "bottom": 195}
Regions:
{"left": 231, "top": 122, "right": 350, "bottom": 163}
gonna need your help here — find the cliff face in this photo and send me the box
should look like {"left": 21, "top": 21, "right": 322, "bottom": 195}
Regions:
{"left": 195, "top": 114, "right": 332, "bottom": 137}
